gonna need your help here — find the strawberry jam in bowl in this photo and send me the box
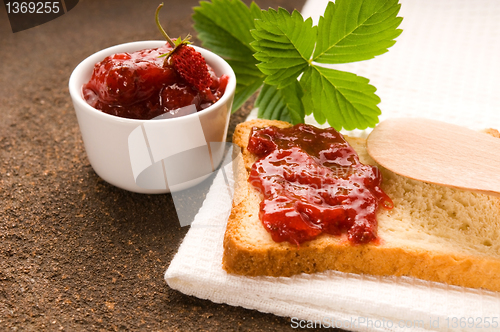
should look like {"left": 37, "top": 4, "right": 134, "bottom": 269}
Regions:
{"left": 69, "top": 41, "right": 236, "bottom": 194}
{"left": 82, "top": 43, "right": 229, "bottom": 120}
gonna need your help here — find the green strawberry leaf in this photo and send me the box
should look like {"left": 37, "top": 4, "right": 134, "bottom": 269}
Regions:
{"left": 193, "top": 0, "right": 264, "bottom": 111}
{"left": 251, "top": 8, "right": 316, "bottom": 89}
{"left": 255, "top": 82, "right": 305, "bottom": 124}
{"left": 193, "top": 0, "right": 402, "bottom": 130}
{"left": 193, "top": 0, "right": 260, "bottom": 62}
{"left": 226, "top": 59, "right": 265, "bottom": 111}
{"left": 300, "top": 65, "right": 381, "bottom": 131}
{"left": 313, "top": 0, "right": 403, "bottom": 63}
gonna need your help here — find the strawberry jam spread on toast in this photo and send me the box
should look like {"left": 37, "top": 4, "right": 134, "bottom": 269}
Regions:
{"left": 247, "top": 124, "right": 393, "bottom": 246}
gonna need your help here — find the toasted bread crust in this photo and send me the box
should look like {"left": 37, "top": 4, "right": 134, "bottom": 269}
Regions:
{"left": 223, "top": 119, "right": 500, "bottom": 291}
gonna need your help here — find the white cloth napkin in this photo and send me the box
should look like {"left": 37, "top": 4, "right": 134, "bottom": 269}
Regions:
{"left": 165, "top": 1, "right": 500, "bottom": 331}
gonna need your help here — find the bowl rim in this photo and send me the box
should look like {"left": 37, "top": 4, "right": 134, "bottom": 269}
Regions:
{"left": 68, "top": 40, "right": 237, "bottom": 124}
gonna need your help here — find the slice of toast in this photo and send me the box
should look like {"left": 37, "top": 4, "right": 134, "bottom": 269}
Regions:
{"left": 223, "top": 119, "right": 500, "bottom": 292}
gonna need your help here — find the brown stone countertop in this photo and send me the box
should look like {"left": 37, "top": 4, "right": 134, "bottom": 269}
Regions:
{"left": 0, "top": 0, "right": 344, "bottom": 331}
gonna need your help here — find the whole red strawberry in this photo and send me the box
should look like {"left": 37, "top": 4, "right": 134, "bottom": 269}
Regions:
{"left": 170, "top": 45, "right": 212, "bottom": 92}
{"left": 156, "top": 4, "right": 212, "bottom": 92}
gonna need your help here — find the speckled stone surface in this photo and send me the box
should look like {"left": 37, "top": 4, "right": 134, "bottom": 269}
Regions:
{"left": 0, "top": 1, "right": 332, "bottom": 331}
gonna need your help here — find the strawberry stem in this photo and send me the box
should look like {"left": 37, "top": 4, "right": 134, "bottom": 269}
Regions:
{"left": 155, "top": 3, "right": 175, "bottom": 48}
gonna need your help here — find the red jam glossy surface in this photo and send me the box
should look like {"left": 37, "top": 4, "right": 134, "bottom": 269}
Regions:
{"left": 82, "top": 44, "right": 228, "bottom": 120}
{"left": 247, "top": 124, "right": 393, "bottom": 246}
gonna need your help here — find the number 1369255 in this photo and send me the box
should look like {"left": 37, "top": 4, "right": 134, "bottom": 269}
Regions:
{"left": 5, "top": 2, "right": 61, "bottom": 14}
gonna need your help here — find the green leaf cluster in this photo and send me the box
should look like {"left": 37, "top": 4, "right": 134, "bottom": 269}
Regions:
{"left": 193, "top": 0, "right": 403, "bottom": 130}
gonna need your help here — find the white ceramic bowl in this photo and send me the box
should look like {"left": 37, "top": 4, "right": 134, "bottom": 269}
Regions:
{"left": 69, "top": 41, "right": 236, "bottom": 194}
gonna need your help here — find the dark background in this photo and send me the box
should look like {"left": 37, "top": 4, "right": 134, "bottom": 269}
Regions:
{"left": 0, "top": 0, "right": 346, "bottom": 331}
